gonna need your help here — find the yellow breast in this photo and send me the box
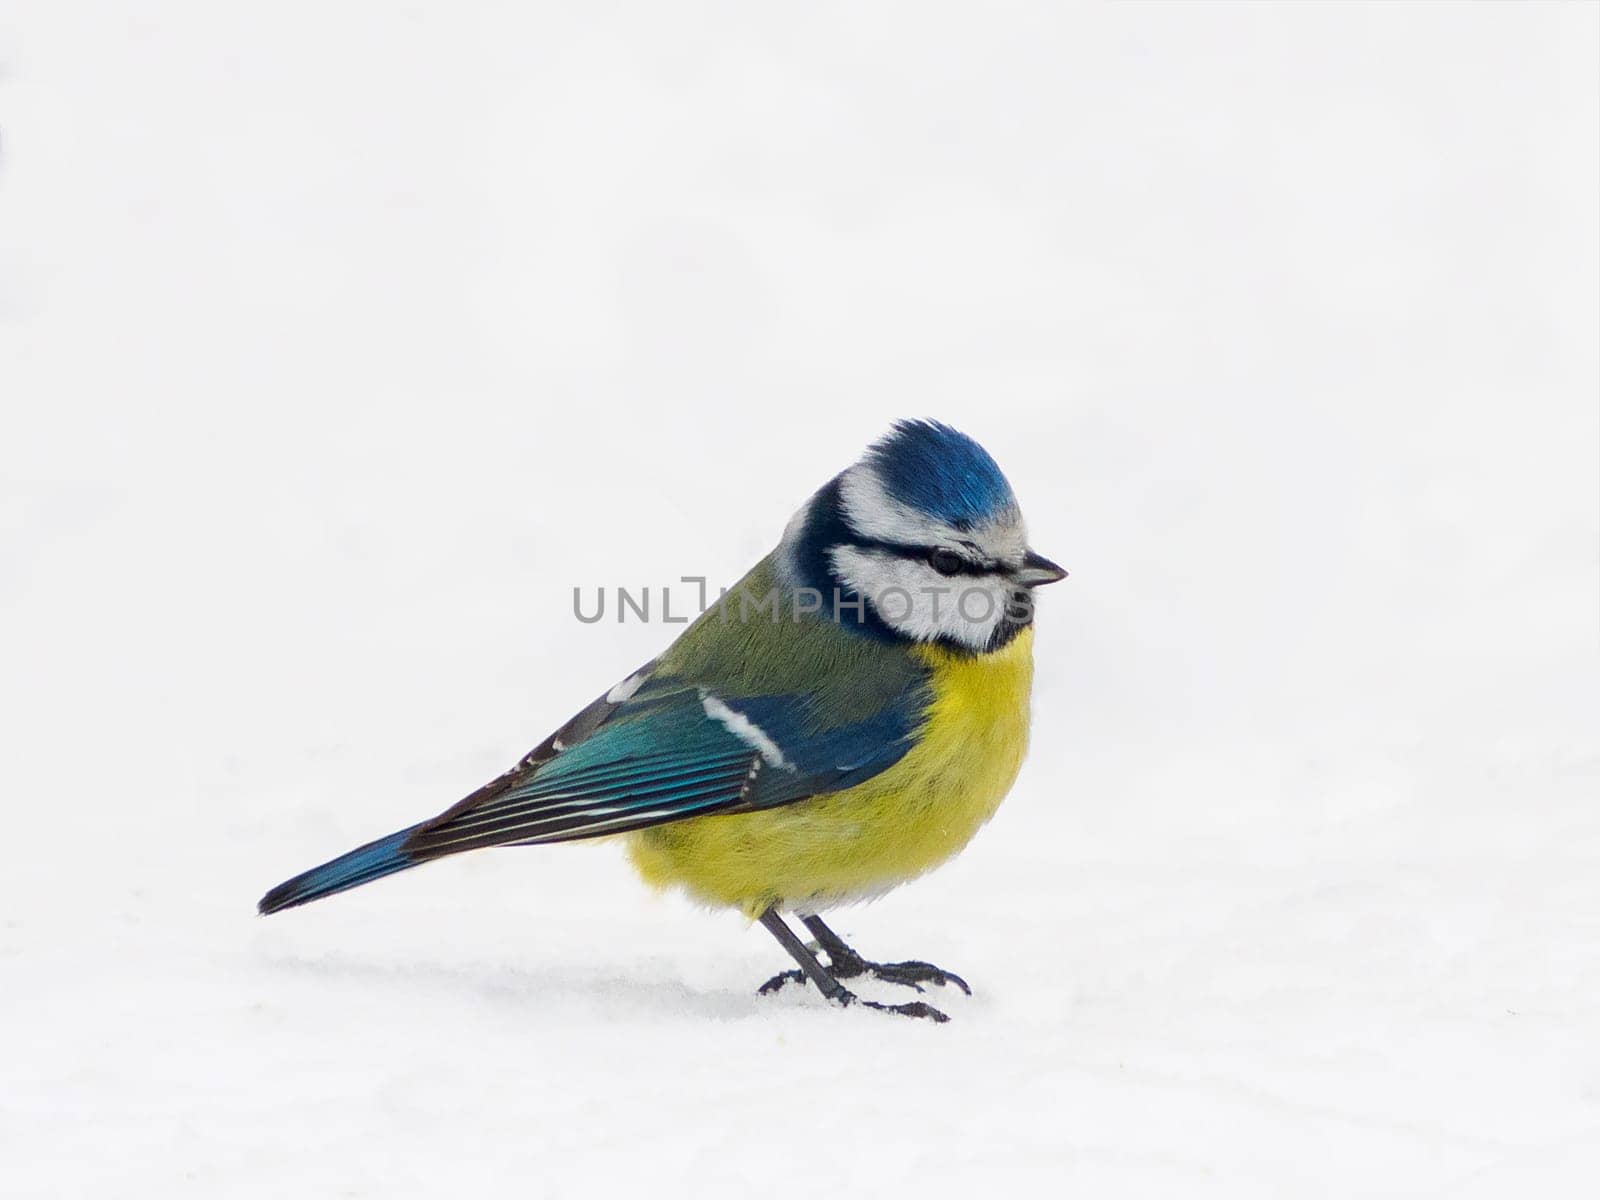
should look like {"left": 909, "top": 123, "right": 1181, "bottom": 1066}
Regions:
{"left": 626, "top": 628, "right": 1034, "bottom": 916}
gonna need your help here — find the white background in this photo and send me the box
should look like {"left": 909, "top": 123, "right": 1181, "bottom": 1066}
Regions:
{"left": 3, "top": 3, "right": 1597, "bottom": 1196}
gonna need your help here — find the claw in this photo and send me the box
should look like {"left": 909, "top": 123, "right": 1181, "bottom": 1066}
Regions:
{"left": 873, "top": 960, "right": 972, "bottom": 996}
{"left": 832, "top": 989, "right": 950, "bottom": 1022}
{"left": 860, "top": 997, "right": 950, "bottom": 1022}
{"left": 757, "top": 968, "right": 807, "bottom": 995}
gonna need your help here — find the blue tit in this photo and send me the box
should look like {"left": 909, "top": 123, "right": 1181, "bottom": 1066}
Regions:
{"left": 259, "top": 420, "right": 1067, "bottom": 1021}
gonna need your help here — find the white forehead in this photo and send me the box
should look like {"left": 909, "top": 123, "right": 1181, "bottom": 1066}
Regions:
{"left": 837, "top": 463, "right": 1027, "bottom": 563}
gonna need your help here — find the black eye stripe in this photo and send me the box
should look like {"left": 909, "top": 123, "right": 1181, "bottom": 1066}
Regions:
{"left": 842, "top": 537, "right": 996, "bottom": 576}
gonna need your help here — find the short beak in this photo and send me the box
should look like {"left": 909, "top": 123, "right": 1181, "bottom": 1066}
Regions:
{"left": 1012, "top": 549, "right": 1068, "bottom": 588}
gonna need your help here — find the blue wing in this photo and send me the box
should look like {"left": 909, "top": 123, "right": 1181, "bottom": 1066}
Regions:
{"left": 401, "top": 664, "right": 929, "bottom": 862}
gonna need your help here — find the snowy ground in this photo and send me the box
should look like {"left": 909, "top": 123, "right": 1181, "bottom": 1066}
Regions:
{"left": 3, "top": 4, "right": 1598, "bottom": 1197}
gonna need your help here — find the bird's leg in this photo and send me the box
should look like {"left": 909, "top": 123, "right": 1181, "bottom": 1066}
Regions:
{"left": 799, "top": 914, "right": 972, "bottom": 996}
{"left": 756, "top": 909, "right": 948, "bottom": 1022}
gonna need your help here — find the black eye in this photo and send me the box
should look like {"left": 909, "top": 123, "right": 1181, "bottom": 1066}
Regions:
{"left": 927, "top": 548, "right": 965, "bottom": 576}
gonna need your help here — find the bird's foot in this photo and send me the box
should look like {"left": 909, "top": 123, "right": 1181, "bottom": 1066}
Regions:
{"left": 757, "top": 974, "right": 949, "bottom": 1021}
{"left": 822, "top": 945, "right": 972, "bottom": 996}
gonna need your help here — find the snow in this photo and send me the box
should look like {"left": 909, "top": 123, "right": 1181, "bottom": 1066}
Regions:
{"left": 3, "top": 3, "right": 1597, "bottom": 1196}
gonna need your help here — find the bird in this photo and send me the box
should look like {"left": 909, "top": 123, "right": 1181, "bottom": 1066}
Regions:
{"left": 258, "top": 420, "right": 1067, "bottom": 1021}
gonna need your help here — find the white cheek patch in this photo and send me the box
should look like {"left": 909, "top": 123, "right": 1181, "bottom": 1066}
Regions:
{"left": 829, "top": 546, "right": 1014, "bottom": 649}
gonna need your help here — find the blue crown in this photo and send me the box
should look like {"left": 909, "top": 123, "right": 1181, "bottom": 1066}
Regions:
{"left": 864, "top": 420, "right": 1018, "bottom": 529}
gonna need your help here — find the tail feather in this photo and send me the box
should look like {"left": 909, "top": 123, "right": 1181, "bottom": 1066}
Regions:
{"left": 258, "top": 826, "right": 422, "bottom": 915}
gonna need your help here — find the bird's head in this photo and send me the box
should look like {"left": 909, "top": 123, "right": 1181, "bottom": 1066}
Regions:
{"left": 779, "top": 420, "right": 1066, "bottom": 652}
